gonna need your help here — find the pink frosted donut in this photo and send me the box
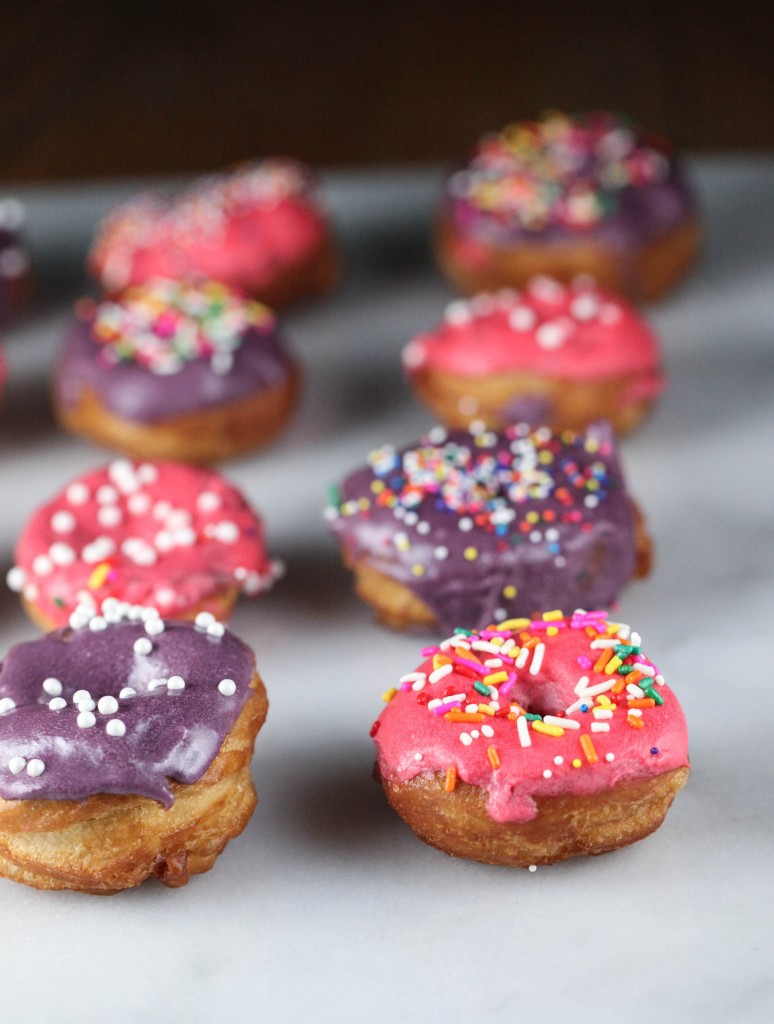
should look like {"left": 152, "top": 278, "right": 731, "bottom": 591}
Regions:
{"left": 8, "top": 460, "right": 282, "bottom": 630}
{"left": 403, "top": 276, "right": 665, "bottom": 434}
{"left": 89, "top": 159, "right": 338, "bottom": 309}
{"left": 372, "top": 610, "right": 689, "bottom": 866}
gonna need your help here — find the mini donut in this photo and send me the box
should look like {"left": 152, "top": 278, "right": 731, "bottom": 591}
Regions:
{"left": 53, "top": 279, "right": 299, "bottom": 463}
{"left": 8, "top": 459, "right": 282, "bottom": 631}
{"left": 326, "top": 422, "right": 651, "bottom": 633}
{"left": 0, "top": 601, "right": 268, "bottom": 892}
{"left": 0, "top": 197, "right": 32, "bottom": 325}
{"left": 403, "top": 277, "right": 665, "bottom": 434}
{"left": 372, "top": 609, "right": 689, "bottom": 867}
{"left": 437, "top": 110, "right": 699, "bottom": 301}
{"left": 89, "top": 158, "right": 338, "bottom": 308}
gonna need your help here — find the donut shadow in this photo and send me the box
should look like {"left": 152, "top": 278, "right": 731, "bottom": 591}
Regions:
{"left": 270, "top": 541, "right": 359, "bottom": 621}
{"left": 267, "top": 742, "right": 403, "bottom": 857}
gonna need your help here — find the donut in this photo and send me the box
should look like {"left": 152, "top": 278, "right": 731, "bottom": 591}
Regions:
{"left": 7, "top": 459, "right": 282, "bottom": 631}
{"left": 326, "top": 422, "right": 651, "bottom": 633}
{"left": 372, "top": 609, "right": 689, "bottom": 867}
{"left": 403, "top": 277, "right": 665, "bottom": 434}
{"left": 89, "top": 158, "right": 338, "bottom": 308}
{"left": 0, "top": 601, "right": 268, "bottom": 892}
{"left": 0, "top": 197, "right": 32, "bottom": 325}
{"left": 436, "top": 110, "right": 699, "bottom": 301}
{"left": 53, "top": 279, "right": 299, "bottom": 463}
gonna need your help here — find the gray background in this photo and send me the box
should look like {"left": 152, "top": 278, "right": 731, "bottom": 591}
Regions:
{"left": 1, "top": 161, "right": 772, "bottom": 1022}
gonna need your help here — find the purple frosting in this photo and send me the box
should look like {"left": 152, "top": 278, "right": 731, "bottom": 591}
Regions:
{"left": 443, "top": 113, "right": 696, "bottom": 253}
{"left": 446, "top": 173, "right": 695, "bottom": 252}
{"left": 327, "top": 423, "right": 641, "bottom": 633}
{"left": 0, "top": 615, "right": 256, "bottom": 806}
{"left": 54, "top": 317, "right": 294, "bottom": 424}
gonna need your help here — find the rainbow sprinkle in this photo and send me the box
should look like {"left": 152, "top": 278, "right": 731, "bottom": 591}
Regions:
{"left": 450, "top": 110, "right": 671, "bottom": 231}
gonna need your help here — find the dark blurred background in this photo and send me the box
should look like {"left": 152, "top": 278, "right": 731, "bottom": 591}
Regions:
{"left": 1, "top": 0, "right": 772, "bottom": 182}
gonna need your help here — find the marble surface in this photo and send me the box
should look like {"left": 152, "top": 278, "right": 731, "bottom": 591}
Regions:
{"left": 1, "top": 160, "right": 772, "bottom": 1023}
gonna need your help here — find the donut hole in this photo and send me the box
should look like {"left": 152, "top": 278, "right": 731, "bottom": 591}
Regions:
{"left": 508, "top": 679, "right": 569, "bottom": 718}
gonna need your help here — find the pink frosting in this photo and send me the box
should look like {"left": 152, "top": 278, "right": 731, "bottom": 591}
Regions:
{"left": 403, "top": 277, "right": 664, "bottom": 391}
{"left": 9, "top": 460, "right": 281, "bottom": 626}
{"left": 90, "top": 159, "right": 330, "bottom": 295}
{"left": 373, "top": 611, "right": 688, "bottom": 824}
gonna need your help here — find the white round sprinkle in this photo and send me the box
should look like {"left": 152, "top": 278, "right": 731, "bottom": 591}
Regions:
{"left": 214, "top": 521, "right": 239, "bottom": 543}
{"left": 434, "top": 546, "right": 449, "bottom": 560}
{"left": 8, "top": 756, "right": 26, "bottom": 775}
{"left": 32, "top": 554, "right": 54, "bottom": 576}
{"left": 543, "top": 769, "right": 553, "bottom": 779}
{"left": 26, "top": 758, "right": 45, "bottom": 777}
{"left": 42, "top": 677, "right": 62, "bottom": 697}
{"left": 96, "top": 485, "right": 119, "bottom": 505}
{"left": 528, "top": 865, "right": 537, "bottom": 873}
{"left": 458, "top": 518, "right": 473, "bottom": 532}
{"left": 66, "top": 482, "right": 89, "bottom": 505}
{"left": 119, "top": 687, "right": 137, "bottom": 699}
{"left": 97, "top": 506, "right": 122, "bottom": 528}
{"left": 89, "top": 616, "right": 108, "bottom": 632}
{"left": 97, "top": 696, "right": 119, "bottom": 715}
{"left": 218, "top": 678, "right": 236, "bottom": 697}
{"left": 77, "top": 698, "right": 96, "bottom": 712}
{"left": 133, "top": 636, "right": 153, "bottom": 655}
{"left": 138, "top": 464, "right": 158, "bottom": 484}
{"left": 128, "top": 493, "right": 151, "bottom": 516}
{"left": 73, "top": 689, "right": 91, "bottom": 703}
{"left": 167, "top": 676, "right": 186, "bottom": 691}
{"left": 49, "top": 542, "right": 76, "bottom": 566}
{"left": 605, "top": 752, "right": 615, "bottom": 763}
{"left": 51, "top": 510, "right": 76, "bottom": 534}
{"left": 460, "top": 733, "right": 472, "bottom": 746}
{"left": 145, "top": 618, "right": 165, "bottom": 637}
{"left": 6, "top": 566, "right": 26, "bottom": 592}
{"left": 77, "top": 711, "right": 96, "bottom": 729}
{"left": 536, "top": 321, "right": 569, "bottom": 350}
{"left": 0, "top": 698, "right": 17, "bottom": 714}
{"left": 554, "top": 755, "right": 564, "bottom": 765}
{"left": 207, "top": 622, "right": 225, "bottom": 639}
{"left": 106, "top": 719, "right": 126, "bottom": 737}
{"left": 195, "top": 611, "right": 215, "bottom": 630}
{"left": 197, "top": 491, "right": 222, "bottom": 513}
{"left": 48, "top": 697, "right": 67, "bottom": 711}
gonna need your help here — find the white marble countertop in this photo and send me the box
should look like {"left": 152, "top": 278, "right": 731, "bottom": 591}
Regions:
{"left": 1, "top": 160, "right": 773, "bottom": 1023}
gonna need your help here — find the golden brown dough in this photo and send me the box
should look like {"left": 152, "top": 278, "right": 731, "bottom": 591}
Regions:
{"left": 378, "top": 765, "right": 690, "bottom": 867}
{"left": 54, "top": 368, "right": 300, "bottom": 465}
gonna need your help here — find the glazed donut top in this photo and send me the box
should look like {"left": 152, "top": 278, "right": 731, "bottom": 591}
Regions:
{"left": 403, "top": 276, "right": 664, "bottom": 385}
{"left": 9, "top": 460, "right": 281, "bottom": 627}
{"left": 0, "top": 197, "right": 31, "bottom": 325}
{"left": 445, "top": 110, "right": 694, "bottom": 245}
{"left": 372, "top": 609, "right": 688, "bottom": 823}
{"left": 327, "top": 422, "right": 639, "bottom": 632}
{"left": 0, "top": 602, "right": 256, "bottom": 805}
{"left": 89, "top": 158, "right": 330, "bottom": 294}
{"left": 55, "top": 279, "right": 294, "bottom": 423}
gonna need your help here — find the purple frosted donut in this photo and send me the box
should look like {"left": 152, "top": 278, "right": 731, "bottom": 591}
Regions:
{"left": 53, "top": 279, "right": 299, "bottom": 463}
{"left": 0, "top": 601, "right": 268, "bottom": 893}
{"left": 326, "top": 422, "right": 651, "bottom": 633}
{"left": 436, "top": 110, "right": 699, "bottom": 301}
